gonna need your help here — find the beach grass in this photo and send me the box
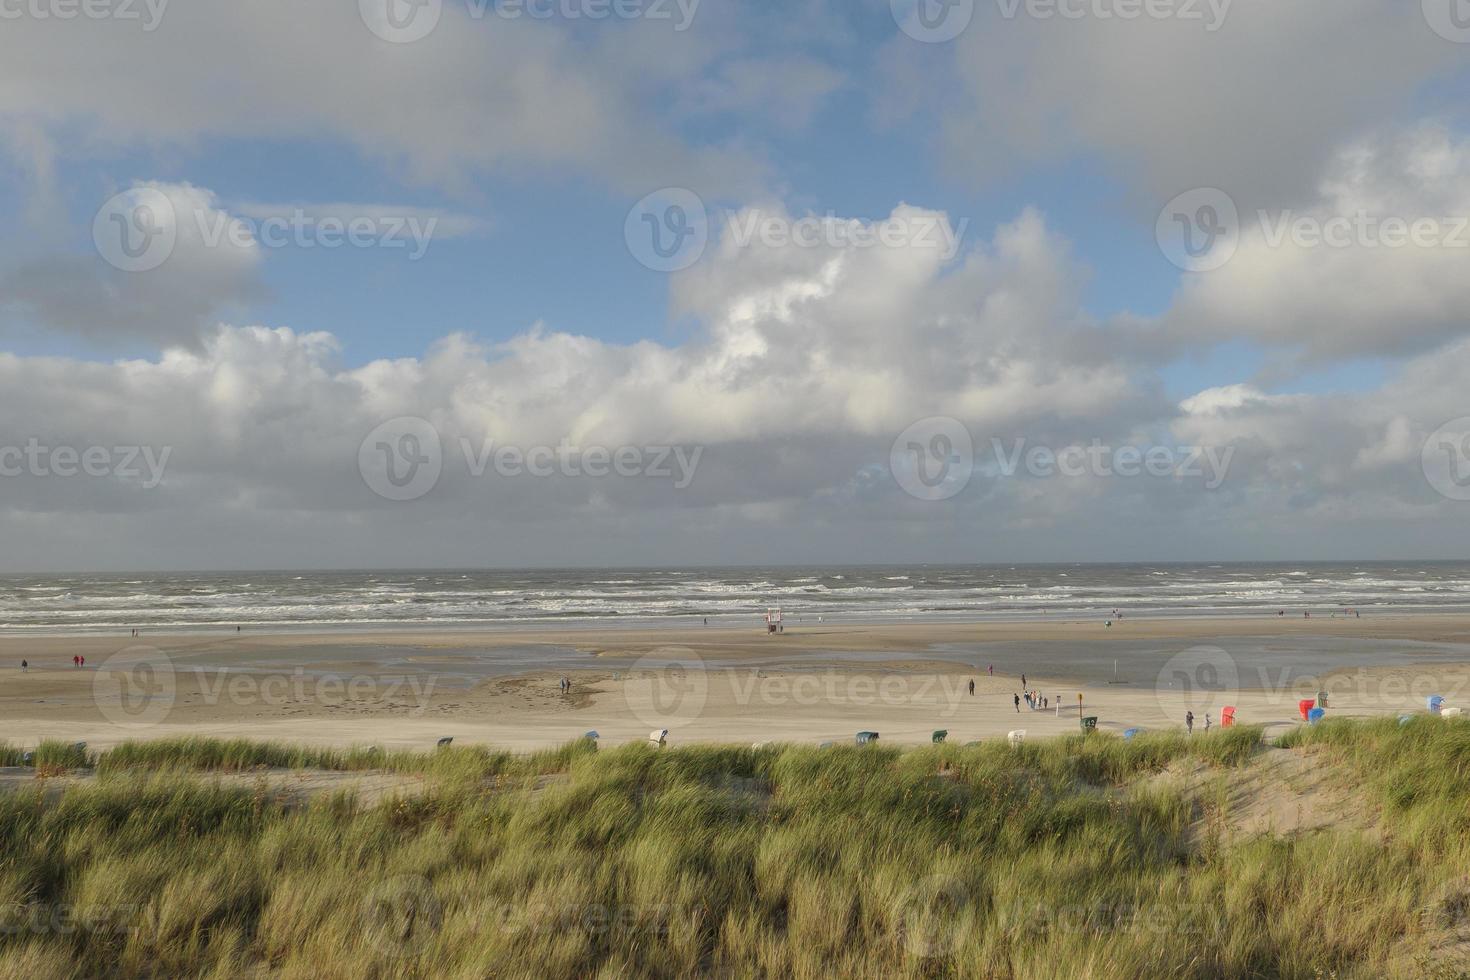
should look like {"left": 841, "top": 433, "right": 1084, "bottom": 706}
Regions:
{"left": 0, "top": 722, "right": 1467, "bottom": 977}
{"left": 89, "top": 735, "right": 598, "bottom": 782}
{"left": 0, "top": 739, "right": 96, "bottom": 772}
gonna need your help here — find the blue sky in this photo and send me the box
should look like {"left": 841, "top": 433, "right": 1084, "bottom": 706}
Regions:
{"left": 0, "top": 5, "right": 1221, "bottom": 359}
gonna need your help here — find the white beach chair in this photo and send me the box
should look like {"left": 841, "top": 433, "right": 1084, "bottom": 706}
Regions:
{"left": 1007, "top": 730, "right": 1026, "bottom": 748}
{"left": 1443, "top": 707, "right": 1464, "bottom": 719}
{"left": 650, "top": 729, "right": 668, "bottom": 747}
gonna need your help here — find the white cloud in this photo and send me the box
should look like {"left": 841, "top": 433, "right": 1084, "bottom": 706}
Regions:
{"left": 1, "top": 182, "right": 262, "bottom": 346}
{"left": 907, "top": 0, "right": 1462, "bottom": 204}
{"left": 5, "top": 198, "right": 1469, "bottom": 568}
{"left": 0, "top": 1, "right": 808, "bottom": 197}
{"left": 0, "top": 205, "right": 1167, "bottom": 565}
{"left": 1156, "top": 124, "right": 1470, "bottom": 360}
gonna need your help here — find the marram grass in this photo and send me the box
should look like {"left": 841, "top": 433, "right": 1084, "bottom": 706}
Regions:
{"left": 0, "top": 722, "right": 1467, "bottom": 978}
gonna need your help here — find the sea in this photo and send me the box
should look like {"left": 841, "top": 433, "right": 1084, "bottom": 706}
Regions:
{"left": 3, "top": 562, "right": 1470, "bottom": 635}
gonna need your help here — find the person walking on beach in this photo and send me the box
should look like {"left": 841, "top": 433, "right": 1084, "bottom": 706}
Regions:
{"left": 1021, "top": 673, "right": 1027, "bottom": 688}
{"left": 1014, "top": 693, "right": 1020, "bottom": 713}
{"left": 72, "top": 655, "right": 79, "bottom": 669}
{"left": 80, "top": 656, "right": 84, "bottom": 668}
{"left": 21, "top": 660, "right": 27, "bottom": 673}
{"left": 988, "top": 665, "right": 993, "bottom": 676}
{"left": 1186, "top": 711, "right": 1194, "bottom": 735}
{"left": 968, "top": 679, "right": 975, "bottom": 696}
{"left": 1204, "top": 714, "right": 1212, "bottom": 732}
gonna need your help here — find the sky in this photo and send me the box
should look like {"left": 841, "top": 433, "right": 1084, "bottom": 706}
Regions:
{"left": 1, "top": 0, "right": 1469, "bottom": 571}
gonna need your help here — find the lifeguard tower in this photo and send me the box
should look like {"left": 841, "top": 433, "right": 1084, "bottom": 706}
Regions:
{"left": 765, "top": 607, "right": 784, "bottom": 634}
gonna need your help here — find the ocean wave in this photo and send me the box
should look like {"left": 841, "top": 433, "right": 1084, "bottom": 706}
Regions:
{"left": 5, "top": 564, "right": 1470, "bottom": 633}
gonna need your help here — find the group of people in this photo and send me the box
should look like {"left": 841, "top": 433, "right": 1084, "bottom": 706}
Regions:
{"left": 1274, "top": 609, "right": 1360, "bottom": 619}
{"left": 1014, "top": 690, "right": 1052, "bottom": 712}
{"left": 1184, "top": 710, "right": 1212, "bottom": 734}
{"left": 558, "top": 676, "right": 572, "bottom": 695}
{"left": 18, "top": 655, "right": 85, "bottom": 671}
{"left": 968, "top": 668, "right": 1078, "bottom": 717}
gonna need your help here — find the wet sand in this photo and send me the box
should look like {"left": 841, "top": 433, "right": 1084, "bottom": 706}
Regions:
{"left": 3, "top": 614, "right": 1470, "bottom": 751}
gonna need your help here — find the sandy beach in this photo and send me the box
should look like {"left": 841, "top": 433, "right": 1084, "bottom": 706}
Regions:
{"left": 4, "top": 613, "right": 1470, "bottom": 751}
